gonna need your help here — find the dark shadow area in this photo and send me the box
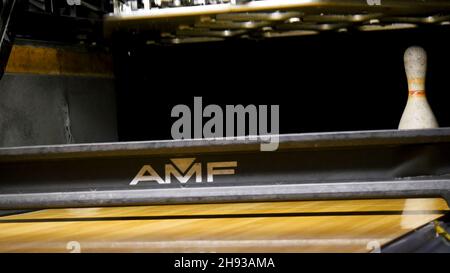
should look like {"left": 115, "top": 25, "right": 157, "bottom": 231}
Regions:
{"left": 114, "top": 26, "right": 450, "bottom": 141}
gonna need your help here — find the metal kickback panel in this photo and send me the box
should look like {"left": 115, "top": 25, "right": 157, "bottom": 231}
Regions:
{"left": 1, "top": 129, "right": 450, "bottom": 209}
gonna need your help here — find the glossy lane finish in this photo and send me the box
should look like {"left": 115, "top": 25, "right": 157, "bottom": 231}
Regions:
{"left": 0, "top": 198, "right": 447, "bottom": 253}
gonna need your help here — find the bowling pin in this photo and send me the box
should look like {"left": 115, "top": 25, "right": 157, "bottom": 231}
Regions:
{"left": 398, "top": 46, "right": 438, "bottom": 129}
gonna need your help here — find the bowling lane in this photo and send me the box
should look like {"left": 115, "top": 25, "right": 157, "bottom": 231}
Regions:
{"left": 0, "top": 198, "right": 447, "bottom": 253}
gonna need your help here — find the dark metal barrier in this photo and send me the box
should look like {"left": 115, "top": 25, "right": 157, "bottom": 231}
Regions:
{"left": 1, "top": 129, "right": 450, "bottom": 209}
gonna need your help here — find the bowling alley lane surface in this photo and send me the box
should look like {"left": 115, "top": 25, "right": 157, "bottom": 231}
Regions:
{"left": 0, "top": 198, "right": 448, "bottom": 253}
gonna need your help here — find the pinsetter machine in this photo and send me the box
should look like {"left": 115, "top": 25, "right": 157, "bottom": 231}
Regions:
{"left": 1, "top": 0, "right": 450, "bottom": 253}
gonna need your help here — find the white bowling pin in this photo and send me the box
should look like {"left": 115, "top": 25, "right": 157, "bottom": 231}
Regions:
{"left": 398, "top": 46, "right": 438, "bottom": 130}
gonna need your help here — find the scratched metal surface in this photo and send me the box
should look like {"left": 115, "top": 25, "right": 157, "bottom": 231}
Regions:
{"left": 1, "top": 129, "right": 450, "bottom": 209}
{"left": 1, "top": 128, "right": 450, "bottom": 161}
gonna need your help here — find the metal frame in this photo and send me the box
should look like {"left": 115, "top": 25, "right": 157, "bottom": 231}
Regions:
{"left": 0, "top": 179, "right": 449, "bottom": 209}
{"left": 1, "top": 128, "right": 450, "bottom": 209}
{"left": 0, "top": 0, "right": 18, "bottom": 79}
{"left": 382, "top": 217, "right": 450, "bottom": 252}
{"left": 105, "top": 0, "right": 450, "bottom": 44}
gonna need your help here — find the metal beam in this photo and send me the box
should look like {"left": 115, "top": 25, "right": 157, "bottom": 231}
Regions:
{"left": 1, "top": 129, "right": 450, "bottom": 209}
{"left": 0, "top": 179, "right": 449, "bottom": 209}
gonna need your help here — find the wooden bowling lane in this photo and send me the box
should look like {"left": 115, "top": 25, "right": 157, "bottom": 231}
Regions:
{"left": 0, "top": 198, "right": 447, "bottom": 253}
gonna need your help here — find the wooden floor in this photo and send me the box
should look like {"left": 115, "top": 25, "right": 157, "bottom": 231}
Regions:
{"left": 0, "top": 198, "right": 447, "bottom": 253}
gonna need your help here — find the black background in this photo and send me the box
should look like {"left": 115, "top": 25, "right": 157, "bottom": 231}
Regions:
{"left": 114, "top": 26, "right": 450, "bottom": 141}
{"left": 2, "top": 253, "right": 447, "bottom": 272}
